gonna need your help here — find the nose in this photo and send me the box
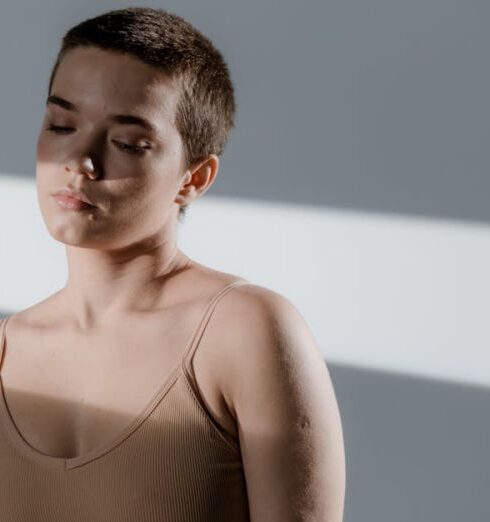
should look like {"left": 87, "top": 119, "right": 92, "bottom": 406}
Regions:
{"left": 65, "top": 156, "right": 98, "bottom": 179}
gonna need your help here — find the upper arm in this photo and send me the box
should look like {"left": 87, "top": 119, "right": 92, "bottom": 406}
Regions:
{"left": 223, "top": 287, "right": 346, "bottom": 522}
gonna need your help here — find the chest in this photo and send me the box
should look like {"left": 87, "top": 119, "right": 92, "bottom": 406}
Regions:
{"left": 0, "top": 313, "right": 238, "bottom": 460}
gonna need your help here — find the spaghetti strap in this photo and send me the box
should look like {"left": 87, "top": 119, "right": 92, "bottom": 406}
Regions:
{"left": 181, "top": 279, "right": 253, "bottom": 379}
{"left": 0, "top": 286, "right": 253, "bottom": 517}
{"left": 0, "top": 315, "right": 11, "bottom": 374}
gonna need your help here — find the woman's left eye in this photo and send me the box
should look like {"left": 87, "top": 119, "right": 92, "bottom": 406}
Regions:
{"left": 112, "top": 141, "right": 150, "bottom": 155}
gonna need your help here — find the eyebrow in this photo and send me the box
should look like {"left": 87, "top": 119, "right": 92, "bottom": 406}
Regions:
{"left": 46, "top": 94, "right": 159, "bottom": 134}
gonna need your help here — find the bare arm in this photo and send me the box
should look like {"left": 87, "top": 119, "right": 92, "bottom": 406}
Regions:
{"left": 223, "top": 288, "right": 346, "bottom": 521}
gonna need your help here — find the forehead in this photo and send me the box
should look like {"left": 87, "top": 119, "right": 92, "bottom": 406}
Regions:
{"left": 50, "top": 46, "right": 180, "bottom": 130}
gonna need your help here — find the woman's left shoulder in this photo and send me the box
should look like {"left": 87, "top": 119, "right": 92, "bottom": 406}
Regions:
{"left": 225, "top": 280, "right": 306, "bottom": 326}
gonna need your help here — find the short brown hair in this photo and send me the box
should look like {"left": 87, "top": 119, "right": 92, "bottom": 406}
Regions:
{"left": 47, "top": 7, "right": 236, "bottom": 222}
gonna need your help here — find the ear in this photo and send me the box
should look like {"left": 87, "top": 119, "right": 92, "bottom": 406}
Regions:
{"left": 175, "top": 154, "right": 219, "bottom": 207}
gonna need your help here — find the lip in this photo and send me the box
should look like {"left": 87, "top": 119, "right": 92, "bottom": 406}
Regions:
{"left": 51, "top": 187, "right": 96, "bottom": 207}
{"left": 52, "top": 194, "right": 95, "bottom": 211}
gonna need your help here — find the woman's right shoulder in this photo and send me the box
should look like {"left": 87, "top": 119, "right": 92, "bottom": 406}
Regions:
{"left": 1, "top": 289, "right": 65, "bottom": 328}
{"left": 0, "top": 307, "right": 47, "bottom": 347}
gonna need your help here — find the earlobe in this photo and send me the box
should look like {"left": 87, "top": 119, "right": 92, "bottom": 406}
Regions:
{"left": 175, "top": 182, "right": 196, "bottom": 206}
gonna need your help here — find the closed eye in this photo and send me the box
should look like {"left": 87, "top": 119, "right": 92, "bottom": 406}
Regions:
{"left": 46, "top": 124, "right": 74, "bottom": 134}
{"left": 45, "top": 124, "right": 150, "bottom": 155}
{"left": 112, "top": 141, "right": 150, "bottom": 155}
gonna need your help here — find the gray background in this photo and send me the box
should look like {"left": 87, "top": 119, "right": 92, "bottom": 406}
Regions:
{"left": 1, "top": 0, "right": 489, "bottom": 224}
{"left": 1, "top": 1, "right": 488, "bottom": 520}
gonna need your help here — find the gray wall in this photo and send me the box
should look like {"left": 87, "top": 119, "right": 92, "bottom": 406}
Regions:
{"left": 0, "top": 0, "right": 488, "bottom": 223}
{"left": 332, "top": 363, "right": 490, "bottom": 522}
{"left": 1, "top": 1, "right": 488, "bottom": 521}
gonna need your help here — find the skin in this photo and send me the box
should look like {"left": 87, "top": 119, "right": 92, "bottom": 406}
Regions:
{"left": 1, "top": 45, "right": 345, "bottom": 521}
{"left": 36, "top": 46, "right": 218, "bottom": 328}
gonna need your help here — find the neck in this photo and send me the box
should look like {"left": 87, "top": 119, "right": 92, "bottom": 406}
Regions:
{"left": 60, "top": 229, "right": 192, "bottom": 332}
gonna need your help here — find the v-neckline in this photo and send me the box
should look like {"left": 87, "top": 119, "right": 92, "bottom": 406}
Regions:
{"left": 0, "top": 314, "right": 185, "bottom": 471}
{"left": 0, "top": 279, "right": 249, "bottom": 471}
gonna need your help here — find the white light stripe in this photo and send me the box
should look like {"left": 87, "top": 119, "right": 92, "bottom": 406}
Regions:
{"left": 1, "top": 174, "right": 489, "bottom": 388}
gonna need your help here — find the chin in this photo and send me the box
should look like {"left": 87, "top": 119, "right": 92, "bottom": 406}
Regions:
{"left": 46, "top": 223, "right": 100, "bottom": 248}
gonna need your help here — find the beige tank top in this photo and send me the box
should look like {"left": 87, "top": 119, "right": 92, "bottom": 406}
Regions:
{"left": 0, "top": 279, "right": 251, "bottom": 521}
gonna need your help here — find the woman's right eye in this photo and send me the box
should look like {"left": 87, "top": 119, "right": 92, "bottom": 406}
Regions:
{"left": 45, "top": 124, "right": 74, "bottom": 134}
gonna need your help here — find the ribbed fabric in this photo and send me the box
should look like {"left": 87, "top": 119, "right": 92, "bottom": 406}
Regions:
{"left": 0, "top": 280, "right": 251, "bottom": 521}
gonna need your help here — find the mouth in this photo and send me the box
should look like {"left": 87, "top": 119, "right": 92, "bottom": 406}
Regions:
{"left": 52, "top": 194, "right": 97, "bottom": 211}
{"left": 51, "top": 186, "right": 97, "bottom": 210}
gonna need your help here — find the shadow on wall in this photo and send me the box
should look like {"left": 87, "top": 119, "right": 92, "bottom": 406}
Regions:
{"left": 332, "top": 363, "right": 490, "bottom": 522}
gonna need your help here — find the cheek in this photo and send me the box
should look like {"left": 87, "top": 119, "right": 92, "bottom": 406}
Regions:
{"left": 36, "top": 132, "right": 53, "bottom": 161}
{"left": 36, "top": 132, "right": 77, "bottom": 171}
{"left": 36, "top": 136, "right": 57, "bottom": 187}
{"left": 130, "top": 169, "right": 172, "bottom": 204}
{"left": 127, "top": 163, "right": 181, "bottom": 217}
{"left": 102, "top": 162, "right": 171, "bottom": 215}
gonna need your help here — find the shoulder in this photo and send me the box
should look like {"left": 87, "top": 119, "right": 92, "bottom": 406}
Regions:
{"left": 214, "top": 279, "right": 302, "bottom": 323}
{"left": 0, "top": 291, "right": 66, "bottom": 355}
{"left": 0, "top": 289, "right": 64, "bottom": 329}
{"left": 206, "top": 281, "right": 301, "bottom": 355}
{"left": 210, "top": 282, "right": 346, "bottom": 520}
{"left": 209, "top": 281, "right": 331, "bottom": 413}
{"left": 219, "top": 280, "right": 322, "bottom": 353}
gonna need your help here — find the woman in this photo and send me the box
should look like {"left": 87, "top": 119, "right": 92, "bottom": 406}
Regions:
{"left": 0, "top": 7, "right": 345, "bottom": 521}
